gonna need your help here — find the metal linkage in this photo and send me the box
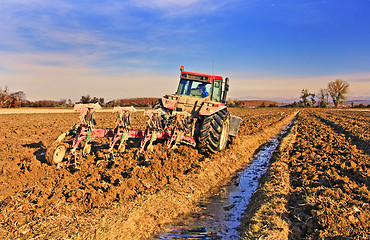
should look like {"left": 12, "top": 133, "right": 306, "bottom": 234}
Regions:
{"left": 167, "top": 111, "right": 196, "bottom": 149}
{"left": 140, "top": 109, "right": 163, "bottom": 152}
{"left": 104, "top": 106, "right": 137, "bottom": 163}
{"left": 139, "top": 110, "right": 196, "bottom": 152}
{"left": 59, "top": 103, "right": 104, "bottom": 171}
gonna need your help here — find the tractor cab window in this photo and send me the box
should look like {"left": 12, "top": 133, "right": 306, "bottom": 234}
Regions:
{"left": 211, "top": 80, "right": 222, "bottom": 102}
{"left": 177, "top": 79, "right": 211, "bottom": 98}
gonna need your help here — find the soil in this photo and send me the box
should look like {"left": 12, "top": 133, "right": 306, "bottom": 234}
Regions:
{"left": 240, "top": 109, "right": 370, "bottom": 239}
{"left": 0, "top": 108, "right": 294, "bottom": 239}
{"left": 287, "top": 110, "right": 370, "bottom": 239}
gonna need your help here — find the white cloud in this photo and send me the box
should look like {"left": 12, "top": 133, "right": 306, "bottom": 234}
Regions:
{"left": 133, "top": 0, "right": 203, "bottom": 9}
{"left": 129, "top": 0, "right": 235, "bottom": 17}
{"left": 0, "top": 0, "right": 187, "bottom": 58}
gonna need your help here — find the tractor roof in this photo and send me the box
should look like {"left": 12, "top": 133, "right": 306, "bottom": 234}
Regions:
{"left": 181, "top": 71, "right": 223, "bottom": 83}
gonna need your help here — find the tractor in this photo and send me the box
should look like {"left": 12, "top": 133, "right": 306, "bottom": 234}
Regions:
{"left": 153, "top": 65, "right": 241, "bottom": 154}
{"left": 45, "top": 66, "right": 241, "bottom": 170}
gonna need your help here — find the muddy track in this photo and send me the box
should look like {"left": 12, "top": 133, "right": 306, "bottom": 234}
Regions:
{"left": 240, "top": 109, "right": 370, "bottom": 239}
{"left": 0, "top": 108, "right": 295, "bottom": 239}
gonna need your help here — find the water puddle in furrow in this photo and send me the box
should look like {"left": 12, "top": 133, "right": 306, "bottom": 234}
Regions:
{"left": 153, "top": 120, "right": 295, "bottom": 240}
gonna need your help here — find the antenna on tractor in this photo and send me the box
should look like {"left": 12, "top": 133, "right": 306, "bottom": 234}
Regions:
{"left": 212, "top": 59, "right": 214, "bottom": 75}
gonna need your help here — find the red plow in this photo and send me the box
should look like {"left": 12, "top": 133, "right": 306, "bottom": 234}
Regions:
{"left": 45, "top": 103, "right": 196, "bottom": 171}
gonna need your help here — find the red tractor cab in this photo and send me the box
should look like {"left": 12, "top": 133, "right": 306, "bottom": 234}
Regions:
{"left": 177, "top": 67, "right": 228, "bottom": 103}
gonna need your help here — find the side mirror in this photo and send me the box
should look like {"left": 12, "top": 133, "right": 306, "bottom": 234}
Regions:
{"left": 224, "top": 77, "right": 229, "bottom": 91}
{"left": 222, "top": 78, "right": 229, "bottom": 103}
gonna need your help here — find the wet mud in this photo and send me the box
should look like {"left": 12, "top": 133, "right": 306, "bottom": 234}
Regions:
{"left": 156, "top": 118, "right": 296, "bottom": 240}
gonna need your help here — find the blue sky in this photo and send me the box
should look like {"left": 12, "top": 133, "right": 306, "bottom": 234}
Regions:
{"left": 0, "top": 0, "right": 369, "bottom": 102}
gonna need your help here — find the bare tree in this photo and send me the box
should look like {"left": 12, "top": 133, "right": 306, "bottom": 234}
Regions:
{"left": 310, "top": 93, "right": 316, "bottom": 107}
{"left": 300, "top": 89, "right": 312, "bottom": 107}
{"left": 328, "top": 79, "right": 349, "bottom": 107}
{"left": 79, "top": 95, "right": 104, "bottom": 106}
{"left": 318, "top": 88, "right": 329, "bottom": 108}
{"left": 59, "top": 99, "right": 67, "bottom": 106}
{"left": 0, "top": 87, "right": 25, "bottom": 108}
{"left": 80, "top": 95, "right": 92, "bottom": 103}
{"left": 0, "top": 86, "right": 10, "bottom": 95}
{"left": 12, "top": 91, "right": 26, "bottom": 100}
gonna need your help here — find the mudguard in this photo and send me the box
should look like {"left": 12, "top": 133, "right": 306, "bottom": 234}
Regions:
{"left": 229, "top": 115, "right": 242, "bottom": 137}
{"left": 198, "top": 102, "right": 227, "bottom": 116}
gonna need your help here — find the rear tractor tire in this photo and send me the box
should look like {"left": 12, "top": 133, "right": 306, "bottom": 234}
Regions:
{"left": 45, "top": 141, "right": 68, "bottom": 165}
{"left": 198, "top": 109, "right": 230, "bottom": 154}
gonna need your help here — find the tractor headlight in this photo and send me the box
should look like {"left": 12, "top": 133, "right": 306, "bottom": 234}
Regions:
{"left": 166, "top": 96, "right": 178, "bottom": 100}
{"left": 205, "top": 103, "right": 219, "bottom": 107}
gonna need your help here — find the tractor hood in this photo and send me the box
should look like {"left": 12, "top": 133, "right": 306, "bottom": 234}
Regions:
{"left": 162, "top": 94, "right": 206, "bottom": 114}
{"left": 162, "top": 94, "right": 226, "bottom": 116}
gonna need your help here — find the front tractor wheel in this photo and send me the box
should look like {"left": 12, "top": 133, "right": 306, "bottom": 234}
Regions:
{"left": 198, "top": 109, "right": 230, "bottom": 154}
{"left": 45, "top": 141, "right": 68, "bottom": 165}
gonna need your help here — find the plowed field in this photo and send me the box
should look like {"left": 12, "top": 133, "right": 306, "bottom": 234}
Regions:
{"left": 0, "top": 108, "right": 295, "bottom": 239}
{"left": 241, "top": 109, "right": 370, "bottom": 239}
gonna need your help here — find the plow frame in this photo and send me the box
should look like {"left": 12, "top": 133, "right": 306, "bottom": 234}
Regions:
{"left": 46, "top": 103, "right": 197, "bottom": 171}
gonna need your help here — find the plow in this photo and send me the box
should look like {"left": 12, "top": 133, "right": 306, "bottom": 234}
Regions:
{"left": 46, "top": 66, "right": 242, "bottom": 171}
{"left": 46, "top": 103, "right": 197, "bottom": 171}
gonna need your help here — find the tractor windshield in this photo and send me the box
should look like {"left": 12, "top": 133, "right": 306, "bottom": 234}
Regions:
{"left": 176, "top": 79, "right": 212, "bottom": 98}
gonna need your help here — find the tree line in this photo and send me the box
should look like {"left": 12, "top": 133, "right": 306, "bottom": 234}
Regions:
{"left": 0, "top": 86, "right": 25, "bottom": 108}
{"left": 1, "top": 80, "right": 367, "bottom": 109}
{"left": 0, "top": 87, "right": 158, "bottom": 108}
{"left": 288, "top": 79, "right": 360, "bottom": 108}
{"left": 76, "top": 94, "right": 157, "bottom": 107}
